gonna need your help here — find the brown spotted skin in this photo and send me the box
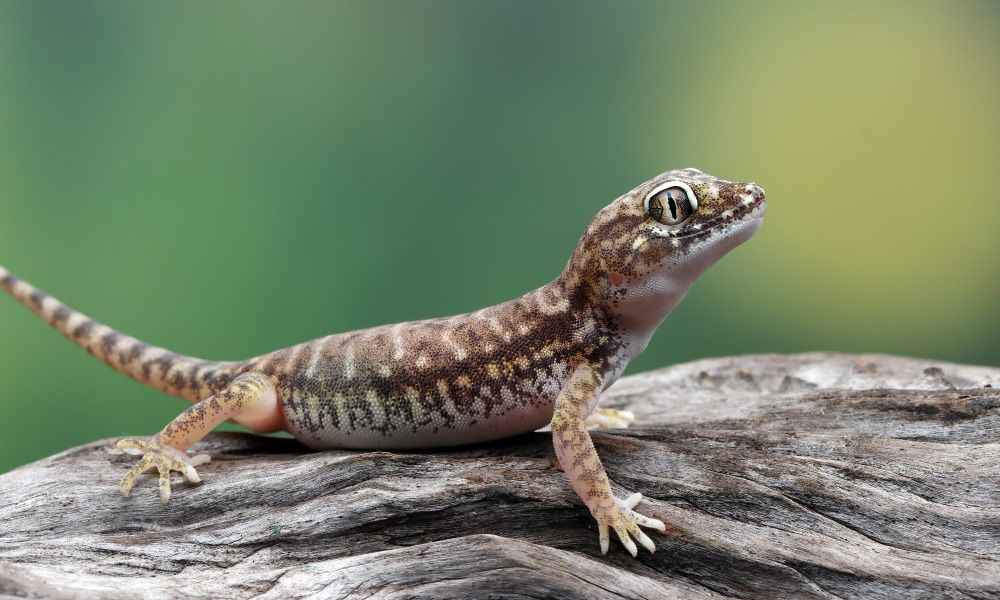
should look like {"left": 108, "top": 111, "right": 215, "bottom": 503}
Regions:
{"left": 0, "top": 168, "right": 765, "bottom": 555}
{"left": 247, "top": 278, "right": 623, "bottom": 449}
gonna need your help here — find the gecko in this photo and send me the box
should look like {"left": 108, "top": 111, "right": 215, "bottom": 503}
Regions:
{"left": 0, "top": 168, "right": 765, "bottom": 557}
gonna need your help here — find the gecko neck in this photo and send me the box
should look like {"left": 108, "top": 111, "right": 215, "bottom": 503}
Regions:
{"left": 611, "top": 272, "right": 696, "bottom": 355}
{"left": 550, "top": 257, "right": 701, "bottom": 368}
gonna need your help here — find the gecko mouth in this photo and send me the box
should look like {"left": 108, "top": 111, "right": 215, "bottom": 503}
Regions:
{"left": 678, "top": 186, "right": 766, "bottom": 240}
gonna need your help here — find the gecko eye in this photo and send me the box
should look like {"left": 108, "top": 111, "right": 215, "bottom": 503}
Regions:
{"left": 645, "top": 182, "right": 698, "bottom": 226}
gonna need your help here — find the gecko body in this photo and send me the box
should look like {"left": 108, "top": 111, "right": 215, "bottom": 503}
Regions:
{"left": 1, "top": 168, "right": 765, "bottom": 556}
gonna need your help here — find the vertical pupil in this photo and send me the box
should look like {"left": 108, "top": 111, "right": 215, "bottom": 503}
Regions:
{"left": 666, "top": 193, "right": 678, "bottom": 220}
{"left": 649, "top": 186, "right": 691, "bottom": 223}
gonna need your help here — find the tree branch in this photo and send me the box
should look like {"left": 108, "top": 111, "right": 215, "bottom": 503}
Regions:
{"left": 1, "top": 353, "right": 997, "bottom": 599}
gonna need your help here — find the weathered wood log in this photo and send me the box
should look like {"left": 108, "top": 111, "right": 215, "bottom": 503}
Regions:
{"left": 1, "top": 353, "right": 997, "bottom": 599}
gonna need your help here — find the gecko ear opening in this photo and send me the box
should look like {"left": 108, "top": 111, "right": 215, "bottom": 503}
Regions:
{"left": 644, "top": 181, "right": 698, "bottom": 226}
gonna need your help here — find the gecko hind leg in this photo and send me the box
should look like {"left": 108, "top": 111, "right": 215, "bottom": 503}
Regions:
{"left": 585, "top": 407, "right": 636, "bottom": 430}
{"left": 117, "top": 371, "right": 278, "bottom": 504}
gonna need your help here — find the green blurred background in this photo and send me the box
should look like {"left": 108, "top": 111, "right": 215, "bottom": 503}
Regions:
{"left": 1, "top": 1, "right": 997, "bottom": 472}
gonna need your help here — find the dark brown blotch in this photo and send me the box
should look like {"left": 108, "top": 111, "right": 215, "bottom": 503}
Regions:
{"left": 143, "top": 353, "right": 178, "bottom": 380}
{"left": 99, "top": 331, "right": 121, "bottom": 357}
{"left": 122, "top": 342, "right": 147, "bottom": 365}
{"left": 29, "top": 289, "right": 47, "bottom": 308}
{"left": 170, "top": 371, "right": 187, "bottom": 391}
{"left": 72, "top": 320, "right": 95, "bottom": 339}
{"left": 52, "top": 306, "right": 71, "bottom": 325}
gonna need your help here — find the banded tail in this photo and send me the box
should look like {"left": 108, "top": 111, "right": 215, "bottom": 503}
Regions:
{"left": 0, "top": 265, "right": 241, "bottom": 402}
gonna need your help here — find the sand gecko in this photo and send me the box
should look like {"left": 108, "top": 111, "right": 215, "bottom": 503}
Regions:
{"left": 0, "top": 168, "right": 765, "bottom": 556}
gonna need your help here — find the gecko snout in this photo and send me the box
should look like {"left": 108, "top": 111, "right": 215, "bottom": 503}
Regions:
{"left": 738, "top": 183, "right": 766, "bottom": 222}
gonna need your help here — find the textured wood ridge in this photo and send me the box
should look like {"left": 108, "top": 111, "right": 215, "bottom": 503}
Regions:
{"left": 1, "top": 353, "right": 998, "bottom": 599}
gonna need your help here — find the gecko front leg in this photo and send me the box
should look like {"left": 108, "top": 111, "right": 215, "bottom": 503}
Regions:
{"left": 551, "top": 364, "right": 666, "bottom": 556}
{"left": 117, "top": 371, "right": 279, "bottom": 504}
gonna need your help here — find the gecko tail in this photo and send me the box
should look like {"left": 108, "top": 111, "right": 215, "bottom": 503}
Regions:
{"left": 0, "top": 264, "right": 241, "bottom": 402}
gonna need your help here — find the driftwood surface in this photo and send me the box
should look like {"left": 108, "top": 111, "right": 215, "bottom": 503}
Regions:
{"left": 1, "top": 352, "right": 998, "bottom": 600}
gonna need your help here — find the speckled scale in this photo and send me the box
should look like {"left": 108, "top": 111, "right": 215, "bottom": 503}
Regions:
{"left": 247, "top": 294, "right": 621, "bottom": 449}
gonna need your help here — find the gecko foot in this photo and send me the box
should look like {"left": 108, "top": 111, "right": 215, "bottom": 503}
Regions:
{"left": 594, "top": 492, "right": 666, "bottom": 557}
{"left": 116, "top": 437, "right": 211, "bottom": 504}
{"left": 585, "top": 407, "right": 636, "bottom": 430}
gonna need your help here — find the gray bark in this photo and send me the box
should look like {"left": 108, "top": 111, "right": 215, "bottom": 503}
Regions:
{"left": 1, "top": 352, "right": 998, "bottom": 600}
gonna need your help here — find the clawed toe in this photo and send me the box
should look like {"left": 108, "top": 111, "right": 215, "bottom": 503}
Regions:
{"left": 585, "top": 408, "right": 638, "bottom": 430}
{"left": 623, "top": 492, "right": 643, "bottom": 509}
{"left": 595, "top": 493, "right": 665, "bottom": 557}
{"left": 116, "top": 438, "right": 151, "bottom": 454}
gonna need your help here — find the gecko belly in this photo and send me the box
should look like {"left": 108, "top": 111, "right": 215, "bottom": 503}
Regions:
{"left": 257, "top": 317, "right": 585, "bottom": 451}
{"left": 280, "top": 390, "right": 556, "bottom": 450}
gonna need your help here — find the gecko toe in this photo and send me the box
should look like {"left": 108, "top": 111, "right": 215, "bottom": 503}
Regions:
{"left": 585, "top": 408, "right": 638, "bottom": 430}
{"left": 188, "top": 453, "right": 211, "bottom": 467}
{"left": 623, "top": 492, "right": 643, "bottom": 510}
{"left": 116, "top": 438, "right": 150, "bottom": 454}
{"left": 614, "top": 524, "right": 638, "bottom": 557}
{"left": 636, "top": 530, "right": 656, "bottom": 554}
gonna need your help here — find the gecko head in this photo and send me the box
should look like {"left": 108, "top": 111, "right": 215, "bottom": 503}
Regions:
{"left": 564, "top": 168, "right": 766, "bottom": 332}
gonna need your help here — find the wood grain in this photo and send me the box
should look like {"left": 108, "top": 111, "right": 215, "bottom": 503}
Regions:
{"left": 1, "top": 353, "right": 997, "bottom": 599}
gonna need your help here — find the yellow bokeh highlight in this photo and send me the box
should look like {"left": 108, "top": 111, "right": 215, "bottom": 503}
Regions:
{"left": 639, "top": 1, "right": 999, "bottom": 355}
